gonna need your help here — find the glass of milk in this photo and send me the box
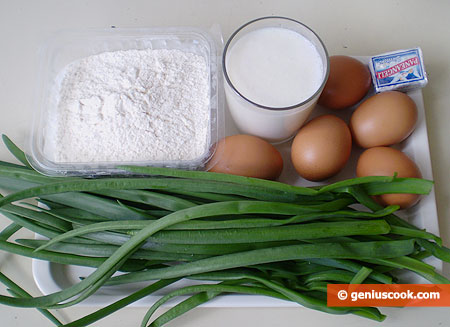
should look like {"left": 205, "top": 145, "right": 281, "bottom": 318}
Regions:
{"left": 223, "top": 16, "right": 329, "bottom": 143}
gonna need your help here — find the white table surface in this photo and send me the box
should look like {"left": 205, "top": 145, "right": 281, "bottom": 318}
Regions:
{"left": 0, "top": 0, "right": 449, "bottom": 326}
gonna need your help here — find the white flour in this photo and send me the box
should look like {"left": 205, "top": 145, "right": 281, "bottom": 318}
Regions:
{"left": 44, "top": 48, "right": 210, "bottom": 163}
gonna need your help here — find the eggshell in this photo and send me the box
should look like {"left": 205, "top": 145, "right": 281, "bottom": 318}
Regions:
{"left": 356, "top": 146, "right": 422, "bottom": 209}
{"left": 350, "top": 91, "right": 418, "bottom": 148}
{"left": 206, "top": 134, "right": 283, "bottom": 180}
{"left": 291, "top": 115, "right": 352, "bottom": 181}
{"left": 318, "top": 55, "right": 371, "bottom": 110}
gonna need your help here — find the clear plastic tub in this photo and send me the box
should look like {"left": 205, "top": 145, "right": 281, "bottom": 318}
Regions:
{"left": 28, "top": 27, "right": 224, "bottom": 177}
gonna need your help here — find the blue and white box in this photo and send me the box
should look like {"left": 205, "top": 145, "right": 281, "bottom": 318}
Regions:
{"left": 369, "top": 47, "right": 428, "bottom": 92}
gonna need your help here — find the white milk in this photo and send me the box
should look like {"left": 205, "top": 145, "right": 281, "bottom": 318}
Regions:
{"left": 224, "top": 24, "right": 327, "bottom": 143}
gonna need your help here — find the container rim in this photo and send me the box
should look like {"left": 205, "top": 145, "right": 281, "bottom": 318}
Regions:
{"left": 222, "top": 16, "right": 330, "bottom": 111}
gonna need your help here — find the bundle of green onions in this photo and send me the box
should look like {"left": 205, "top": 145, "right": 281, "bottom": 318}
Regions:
{"left": 0, "top": 135, "right": 449, "bottom": 326}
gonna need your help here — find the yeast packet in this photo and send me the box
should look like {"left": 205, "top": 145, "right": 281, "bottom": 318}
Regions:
{"left": 369, "top": 48, "right": 428, "bottom": 92}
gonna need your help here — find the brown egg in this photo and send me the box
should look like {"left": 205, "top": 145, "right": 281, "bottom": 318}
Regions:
{"left": 350, "top": 91, "right": 418, "bottom": 148}
{"left": 356, "top": 146, "right": 422, "bottom": 209}
{"left": 291, "top": 115, "right": 352, "bottom": 181}
{"left": 318, "top": 55, "right": 372, "bottom": 110}
{"left": 206, "top": 134, "right": 283, "bottom": 180}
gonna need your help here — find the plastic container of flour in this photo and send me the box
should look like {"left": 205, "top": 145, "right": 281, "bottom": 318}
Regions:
{"left": 28, "top": 27, "right": 224, "bottom": 177}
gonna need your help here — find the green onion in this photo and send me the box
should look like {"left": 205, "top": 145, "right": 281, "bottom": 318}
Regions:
{"left": 0, "top": 135, "right": 447, "bottom": 326}
{"left": 0, "top": 272, "right": 62, "bottom": 326}
{"left": 350, "top": 267, "right": 373, "bottom": 284}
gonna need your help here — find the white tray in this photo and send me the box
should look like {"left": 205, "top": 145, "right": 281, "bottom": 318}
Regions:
{"left": 32, "top": 57, "right": 440, "bottom": 307}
